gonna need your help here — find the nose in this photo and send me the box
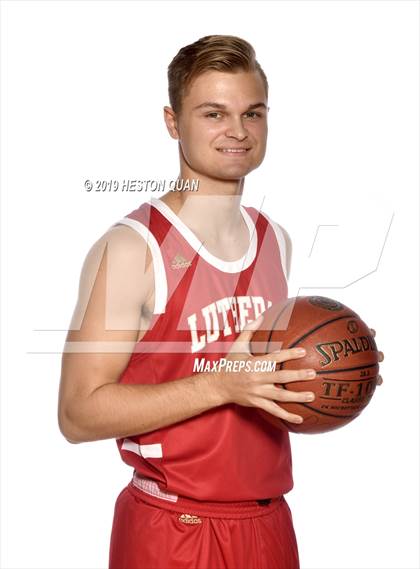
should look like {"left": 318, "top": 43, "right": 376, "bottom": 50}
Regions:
{"left": 224, "top": 115, "right": 248, "bottom": 140}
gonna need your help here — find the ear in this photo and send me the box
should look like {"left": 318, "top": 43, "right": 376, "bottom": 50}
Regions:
{"left": 163, "top": 106, "right": 179, "bottom": 140}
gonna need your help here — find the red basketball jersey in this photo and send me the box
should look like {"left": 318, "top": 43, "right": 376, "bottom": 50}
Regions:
{"left": 112, "top": 197, "right": 292, "bottom": 502}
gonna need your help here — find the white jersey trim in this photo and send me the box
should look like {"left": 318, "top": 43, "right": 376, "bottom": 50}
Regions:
{"left": 132, "top": 472, "right": 179, "bottom": 503}
{"left": 111, "top": 217, "right": 167, "bottom": 315}
{"left": 121, "top": 439, "right": 163, "bottom": 458}
{"left": 150, "top": 197, "right": 257, "bottom": 274}
{"left": 259, "top": 212, "right": 288, "bottom": 280}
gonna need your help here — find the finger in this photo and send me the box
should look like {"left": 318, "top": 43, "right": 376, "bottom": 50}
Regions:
{"left": 269, "top": 384, "right": 316, "bottom": 404}
{"left": 378, "top": 351, "right": 384, "bottom": 362}
{"left": 274, "top": 368, "right": 316, "bottom": 383}
{"left": 370, "top": 328, "right": 376, "bottom": 337}
{"left": 257, "top": 397, "right": 304, "bottom": 424}
{"left": 376, "top": 374, "right": 383, "bottom": 386}
{"left": 258, "top": 347, "right": 308, "bottom": 364}
{"left": 229, "top": 314, "right": 265, "bottom": 355}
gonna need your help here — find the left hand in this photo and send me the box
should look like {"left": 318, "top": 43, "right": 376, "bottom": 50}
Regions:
{"left": 370, "top": 328, "right": 384, "bottom": 386}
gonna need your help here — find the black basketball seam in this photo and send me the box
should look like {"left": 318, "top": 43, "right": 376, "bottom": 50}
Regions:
{"left": 281, "top": 372, "right": 378, "bottom": 392}
{"left": 314, "top": 363, "right": 378, "bottom": 374}
{"left": 288, "top": 314, "right": 357, "bottom": 348}
{"left": 283, "top": 363, "right": 379, "bottom": 375}
{"left": 284, "top": 401, "right": 371, "bottom": 419}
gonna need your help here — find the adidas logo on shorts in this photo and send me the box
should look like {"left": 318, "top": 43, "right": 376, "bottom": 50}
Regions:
{"left": 178, "top": 513, "right": 202, "bottom": 524}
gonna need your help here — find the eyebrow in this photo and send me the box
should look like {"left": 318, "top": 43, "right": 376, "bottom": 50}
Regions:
{"left": 193, "top": 102, "right": 268, "bottom": 111}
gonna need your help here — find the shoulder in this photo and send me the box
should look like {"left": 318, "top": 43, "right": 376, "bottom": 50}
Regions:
{"left": 104, "top": 222, "right": 151, "bottom": 260}
{"left": 76, "top": 221, "right": 155, "bottom": 302}
{"left": 89, "top": 218, "right": 157, "bottom": 267}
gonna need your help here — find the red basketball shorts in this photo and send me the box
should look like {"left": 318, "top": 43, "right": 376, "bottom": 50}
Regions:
{"left": 108, "top": 476, "right": 300, "bottom": 569}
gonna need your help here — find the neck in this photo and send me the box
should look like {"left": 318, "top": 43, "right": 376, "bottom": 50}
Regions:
{"left": 160, "top": 166, "right": 246, "bottom": 238}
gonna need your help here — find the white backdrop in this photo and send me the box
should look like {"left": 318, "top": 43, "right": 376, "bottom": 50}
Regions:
{"left": 1, "top": 1, "right": 419, "bottom": 568}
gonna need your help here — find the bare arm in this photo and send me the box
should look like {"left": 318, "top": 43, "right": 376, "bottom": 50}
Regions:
{"left": 60, "top": 371, "right": 223, "bottom": 444}
{"left": 58, "top": 225, "right": 224, "bottom": 444}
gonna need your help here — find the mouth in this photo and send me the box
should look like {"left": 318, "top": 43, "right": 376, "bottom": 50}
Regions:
{"left": 216, "top": 147, "right": 251, "bottom": 154}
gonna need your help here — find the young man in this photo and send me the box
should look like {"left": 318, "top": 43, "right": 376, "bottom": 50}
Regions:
{"left": 58, "top": 35, "right": 383, "bottom": 569}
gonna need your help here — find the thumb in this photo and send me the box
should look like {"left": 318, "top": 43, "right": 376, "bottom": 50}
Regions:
{"left": 229, "top": 314, "right": 265, "bottom": 356}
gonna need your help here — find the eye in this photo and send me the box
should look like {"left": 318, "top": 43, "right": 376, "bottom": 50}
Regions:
{"left": 244, "top": 111, "right": 262, "bottom": 119}
{"left": 205, "top": 112, "right": 223, "bottom": 119}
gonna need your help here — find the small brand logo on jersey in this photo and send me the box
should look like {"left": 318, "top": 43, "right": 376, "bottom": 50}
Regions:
{"left": 178, "top": 513, "right": 202, "bottom": 524}
{"left": 171, "top": 253, "right": 192, "bottom": 269}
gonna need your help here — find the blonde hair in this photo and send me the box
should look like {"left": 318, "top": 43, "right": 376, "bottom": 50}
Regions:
{"left": 168, "top": 35, "right": 268, "bottom": 113}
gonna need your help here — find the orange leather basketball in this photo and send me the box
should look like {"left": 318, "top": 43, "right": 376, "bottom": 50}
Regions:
{"left": 250, "top": 296, "right": 380, "bottom": 434}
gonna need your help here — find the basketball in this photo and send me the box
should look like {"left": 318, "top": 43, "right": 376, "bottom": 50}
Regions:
{"left": 249, "top": 296, "right": 380, "bottom": 434}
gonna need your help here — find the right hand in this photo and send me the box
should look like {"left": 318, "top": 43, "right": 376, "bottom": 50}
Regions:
{"left": 212, "top": 315, "right": 316, "bottom": 424}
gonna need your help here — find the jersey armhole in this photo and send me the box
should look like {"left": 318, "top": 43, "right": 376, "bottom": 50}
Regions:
{"left": 258, "top": 211, "right": 289, "bottom": 280}
{"left": 110, "top": 218, "right": 167, "bottom": 314}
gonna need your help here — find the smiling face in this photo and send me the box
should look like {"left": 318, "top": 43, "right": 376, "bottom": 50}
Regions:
{"left": 164, "top": 70, "right": 268, "bottom": 183}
